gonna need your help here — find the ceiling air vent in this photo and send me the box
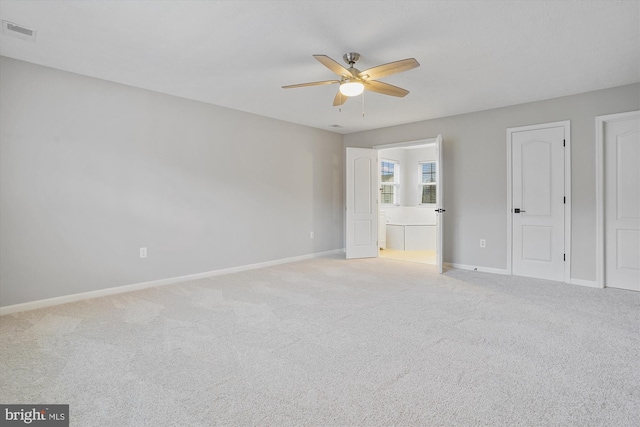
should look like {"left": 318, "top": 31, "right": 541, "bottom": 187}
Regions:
{"left": 2, "top": 21, "right": 36, "bottom": 42}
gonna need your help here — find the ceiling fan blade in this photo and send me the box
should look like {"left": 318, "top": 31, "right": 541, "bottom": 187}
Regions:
{"left": 359, "top": 58, "right": 419, "bottom": 80}
{"left": 314, "top": 55, "right": 352, "bottom": 77}
{"left": 364, "top": 80, "right": 410, "bottom": 97}
{"left": 282, "top": 80, "right": 340, "bottom": 89}
{"left": 333, "top": 90, "right": 348, "bottom": 106}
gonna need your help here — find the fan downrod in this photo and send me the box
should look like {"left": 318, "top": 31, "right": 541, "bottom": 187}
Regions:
{"left": 343, "top": 52, "right": 360, "bottom": 67}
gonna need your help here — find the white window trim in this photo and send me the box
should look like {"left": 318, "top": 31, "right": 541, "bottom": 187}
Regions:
{"left": 418, "top": 161, "right": 437, "bottom": 206}
{"left": 380, "top": 159, "right": 400, "bottom": 206}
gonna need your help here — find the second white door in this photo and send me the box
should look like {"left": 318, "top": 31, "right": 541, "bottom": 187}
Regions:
{"left": 511, "top": 124, "right": 566, "bottom": 281}
{"left": 603, "top": 112, "right": 640, "bottom": 291}
{"left": 435, "top": 135, "right": 444, "bottom": 273}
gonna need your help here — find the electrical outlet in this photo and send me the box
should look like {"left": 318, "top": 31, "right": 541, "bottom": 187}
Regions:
{"left": 140, "top": 247, "right": 147, "bottom": 258}
{"left": 480, "top": 239, "right": 486, "bottom": 248}
{"left": 310, "top": 231, "right": 315, "bottom": 239}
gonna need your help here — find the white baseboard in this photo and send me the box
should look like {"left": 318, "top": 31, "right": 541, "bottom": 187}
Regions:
{"left": 0, "top": 249, "right": 344, "bottom": 316}
{"left": 444, "top": 262, "right": 509, "bottom": 275}
{"left": 445, "top": 262, "right": 603, "bottom": 289}
{"left": 567, "top": 277, "right": 602, "bottom": 288}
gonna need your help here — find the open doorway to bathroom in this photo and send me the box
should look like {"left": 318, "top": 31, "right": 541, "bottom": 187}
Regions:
{"left": 377, "top": 141, "right": 438, "bottom": 265}
{"left": 345, "top": 135, "right": 443, "bottom": 271}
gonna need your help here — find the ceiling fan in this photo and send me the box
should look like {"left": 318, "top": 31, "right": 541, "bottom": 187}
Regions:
{"left": 282, "top": 52, "right": 420, "bottom": 106}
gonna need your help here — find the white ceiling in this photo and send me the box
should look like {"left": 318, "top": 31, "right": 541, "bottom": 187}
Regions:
{"left": 1, "top": 1, "right": 638, "bottom": 134}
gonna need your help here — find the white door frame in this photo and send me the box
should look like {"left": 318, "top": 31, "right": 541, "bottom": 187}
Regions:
{"left": 373, "top": 137, "right": 439, "bottom": 150}
{"left": 506, "top": 120, "right": 571, "bottom": 282}
{"left": 595, "top": 110, "right": 640, "bottom": 288}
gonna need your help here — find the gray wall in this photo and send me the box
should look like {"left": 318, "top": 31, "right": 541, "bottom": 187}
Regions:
{"left": 345, "top": 83, "right": 640, "bottom": 281}
{"left": 0, "top": 57, "right": 344, "bottom": 307}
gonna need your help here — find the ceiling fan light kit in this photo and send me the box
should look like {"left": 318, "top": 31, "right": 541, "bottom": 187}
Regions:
{"left": 339, "top": 80, "right": 364, "bottom": 97}
{"left": 283, "top": 52, "right": 420, "bottom": 108}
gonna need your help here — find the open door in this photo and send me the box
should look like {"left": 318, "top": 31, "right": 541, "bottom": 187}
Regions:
{"left": 435, "top": 135, "right": 444, "bottom": 273}
{"left": 346, "top": 148, "right": 378, "bottom": 259}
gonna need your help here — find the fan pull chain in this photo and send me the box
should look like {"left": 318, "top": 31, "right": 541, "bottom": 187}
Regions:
{"left": 362, "top": 90, "right": 365, "bottom": 117}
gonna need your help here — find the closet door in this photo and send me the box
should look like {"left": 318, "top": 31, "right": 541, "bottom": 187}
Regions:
{"left": 510, "top": 124, "right": 566, "bottom": 282}
{"left": 602, "top": 112, "right": 640, "bottom": 291}
{"left": 345, "top": 148, "right": 378, "bottom": 259}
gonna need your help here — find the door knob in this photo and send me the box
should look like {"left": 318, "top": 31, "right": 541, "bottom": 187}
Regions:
{"left": 513, "top": 208, "right": 526, "bottom": 213}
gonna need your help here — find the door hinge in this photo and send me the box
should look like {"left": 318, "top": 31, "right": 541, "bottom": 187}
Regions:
{"left": 564, "top": 254, "right": 566, "bottom": 261}
{"left": 563, "top": 139, "right": 566, "bottom": 147}
{"left": 563, "top": 196, "right": 566, "bottom": 204}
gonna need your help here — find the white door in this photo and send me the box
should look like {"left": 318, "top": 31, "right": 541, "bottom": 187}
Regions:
{"left": 435, "top": 135, "right": 444, "bottom": 273}
{"left": 511, "top": 125, "right": 566, "bottom": 281}
{"left": 346, "top": 148, "right": 378, "bottom": 259}
{"left": 604, "top": 113, "right": 640, "bottom": 291}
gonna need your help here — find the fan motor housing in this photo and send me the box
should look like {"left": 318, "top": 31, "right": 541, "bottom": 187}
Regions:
{"left": 343, "top": 52, "right": 360, "bottom": 65}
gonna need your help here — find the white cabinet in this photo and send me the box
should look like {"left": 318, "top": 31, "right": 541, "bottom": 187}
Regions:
{"left": 386, "top": 225, "right": 405, "bottom": 250}
{"left": 386, "top": 224, "right": 436, "bottom": 250}
{"left": 405, "top": 226, "right": 436, "bottom": 250}
{"left": 378, "top": 213, "right": 386, "bottom": 249}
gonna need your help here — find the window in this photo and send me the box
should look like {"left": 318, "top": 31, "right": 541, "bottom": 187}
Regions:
{"left": 419, "top": 162, "right": 437, "bottom": 204}
{"left": 381, "top": 160, "right": 399, "bottom": 205}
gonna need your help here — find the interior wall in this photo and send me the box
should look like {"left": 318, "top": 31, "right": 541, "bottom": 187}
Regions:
{"left": 345, "top": 83, "right": 640, "bottom": 281}
{"left": 0, "top": 57, "right": 344, "bottom": 307}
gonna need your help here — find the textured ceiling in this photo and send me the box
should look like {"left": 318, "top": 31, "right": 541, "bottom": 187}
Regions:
{"left": 1, "top": 1, "right": 638, "bottom": 134}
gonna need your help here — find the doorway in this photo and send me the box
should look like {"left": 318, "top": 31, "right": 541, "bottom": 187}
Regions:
{"left": 377, "top": 143, "right": 438, "bottom": 266}
{"left": 345, "top": 135, "right": 445, "bottom": 273}
{"left": 506, "top": 121, "right": 571, "bottom": 282}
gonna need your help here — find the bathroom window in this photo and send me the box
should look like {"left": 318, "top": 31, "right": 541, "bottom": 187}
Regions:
{"left": 381, "top": 160, "right": 399, "bottom": 205}
{"left": 419, "top": 162, "right": 437, "bottom": 204}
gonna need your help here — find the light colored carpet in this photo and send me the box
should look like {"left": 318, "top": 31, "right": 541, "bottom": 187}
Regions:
{"left": 1, "top": 254, "right": 638, "bottom": 426}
